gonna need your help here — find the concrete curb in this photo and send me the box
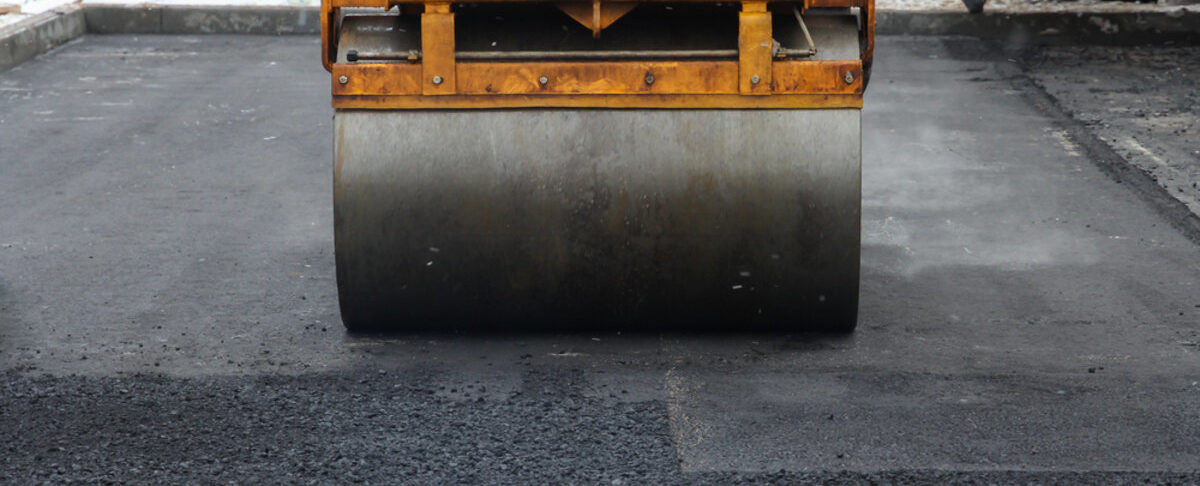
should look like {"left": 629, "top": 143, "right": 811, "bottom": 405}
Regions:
{"left": 1, "top": 3, "right": 1197, "bottom": 74}
{"left": 0, "top": 5, "right": 85, "bottom": 73}
{"left": 83, "top": 4, "right": 319, "bottom": 35}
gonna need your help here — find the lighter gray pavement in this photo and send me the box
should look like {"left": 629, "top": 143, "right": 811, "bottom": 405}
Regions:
{"left": 2, "top": 35, "right": 1200, "bottom": 483}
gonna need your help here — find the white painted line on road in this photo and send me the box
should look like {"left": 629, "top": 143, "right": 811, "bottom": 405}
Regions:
{"left": 1047, "top": 128, "right": 1081, "bottom": 157}
{"left": 1123, "top": 137, "right": 1170, "bottom": 171}
{"left": 664, "top": 358, "right": 710, "bottom": 473}
{"left": 1121, "top": 137, "right": 1200, "bottom": 216}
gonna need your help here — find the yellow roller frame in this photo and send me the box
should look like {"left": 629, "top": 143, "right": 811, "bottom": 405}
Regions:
{"left": 320, "top": 0, "right": 874, "bottom": 109}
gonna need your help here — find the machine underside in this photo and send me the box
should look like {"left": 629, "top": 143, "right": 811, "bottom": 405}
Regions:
{"left": 323, "top": 0, "right": 873, "bottom": 332}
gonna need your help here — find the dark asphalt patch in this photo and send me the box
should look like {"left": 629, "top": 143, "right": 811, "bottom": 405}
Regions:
{"left": 5, "top": 370, "right": 1200, "bottom": 485}
{"left": 0, "top": 370, "right": 678, "bottom": 484}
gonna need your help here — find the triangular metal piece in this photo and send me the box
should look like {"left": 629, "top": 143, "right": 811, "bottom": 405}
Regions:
{"left": 556, "top": 1, "right": 637, "bottom": 38}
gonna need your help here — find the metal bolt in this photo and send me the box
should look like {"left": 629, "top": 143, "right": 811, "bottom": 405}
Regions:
{"left": 338, "top": 75, "right": 349, "bottom": 85}
{"left": 843, "top": 71, "right": 855, "bottom": 84}
{"left": 644, "top": 74, "right": 655, "bottom": 85}
{"left": 432, "top": 75, "right": 444, "bottom": 85}
{"left": 538, "top": 76, "right": 549, "bottom": 86}
{"left": 750, "top": 75, "right": 760, "bottom": 85}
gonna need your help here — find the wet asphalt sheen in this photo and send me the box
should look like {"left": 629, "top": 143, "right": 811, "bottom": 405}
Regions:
{"left": 1, "top": 35, "right": 1199, "bottom": 483}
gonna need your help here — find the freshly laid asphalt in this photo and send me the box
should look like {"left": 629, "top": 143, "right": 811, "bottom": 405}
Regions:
{"left": 1, "top": 35, "right": 1199, "bottom": 483}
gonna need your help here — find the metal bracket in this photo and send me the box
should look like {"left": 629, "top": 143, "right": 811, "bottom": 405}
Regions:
{"left": 791, "top": 5, "right": 818, "bottom": 57}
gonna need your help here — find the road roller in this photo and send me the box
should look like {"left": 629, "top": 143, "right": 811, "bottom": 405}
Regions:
{"left": 321, "top": 0, "right": 873, "bottom": 332}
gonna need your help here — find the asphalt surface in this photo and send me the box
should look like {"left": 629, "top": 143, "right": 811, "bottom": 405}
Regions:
{"left": 1023, "top": 44, "right": 1200, "bottom": 219}
{"left": 2, "top": 35, "right": 1200, "bottom": 483}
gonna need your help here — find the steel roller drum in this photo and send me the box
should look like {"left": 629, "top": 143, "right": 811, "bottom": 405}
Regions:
{"left": 334, "top": 108, "right": 860, "bottom": 331}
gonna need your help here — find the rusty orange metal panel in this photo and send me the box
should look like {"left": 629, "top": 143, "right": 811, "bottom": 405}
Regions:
{"left": 421, "top": 5, "right": 456, "bottom": 95}
{"left": 333, "top": 93, "right": 863, "bottom": 109}
{"left": 455, "top": 61, "right": 736, "bottom": 95}
{"left": 333, "top": 60, "right": 863, "bottom": 97}
{"left": 738, "top": 3, "right": 771, "bottom": 95}
{"left": 330, "top": 0, "right": 388, "bottom": 7}
{"left": 320, "top": 0, "right": 336, "bottom": 72}
{"left": 333, "top": 64, "right": 423, "bottom": 95}
{"left": 772, "top": 60, "right": 863, "bottom": 94}
{"left": 863, "top": 0, "right": 875, "bottom": 68}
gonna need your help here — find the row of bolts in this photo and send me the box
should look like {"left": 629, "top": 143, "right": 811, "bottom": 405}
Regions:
{"left": 339, "top": 72, "right": 853, "bottom": 85}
